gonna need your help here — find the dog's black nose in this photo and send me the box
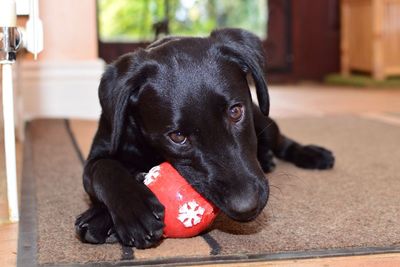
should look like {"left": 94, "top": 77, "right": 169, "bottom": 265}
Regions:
{"left": 229, "top": 196, "right": 259, "bottom": 221}
{"left": 226, "top": 184, "right": 268, "bottom": 222}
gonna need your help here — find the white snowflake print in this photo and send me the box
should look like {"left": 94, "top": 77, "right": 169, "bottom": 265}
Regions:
{"left": 177, "top": 200, "right": 205, "bottom": 227}
{"left": 144, "top": 166, "right": 160, "bottom": 185}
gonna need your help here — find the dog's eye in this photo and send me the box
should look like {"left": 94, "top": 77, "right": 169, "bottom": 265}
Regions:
{"left": 169, "top": 131, "right": 187, "bottom": 144}
{"left": 228, "top": 104, "right": 244, "bottom": 122}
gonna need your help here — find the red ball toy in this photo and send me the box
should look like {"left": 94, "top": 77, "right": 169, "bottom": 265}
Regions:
{"left": 144, "top": 162, "right": 219, "bottom": 238}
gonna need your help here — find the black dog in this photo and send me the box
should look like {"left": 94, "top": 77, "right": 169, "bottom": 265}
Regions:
{"left": 75, "top": 28, "right": 334, "bottom": 248}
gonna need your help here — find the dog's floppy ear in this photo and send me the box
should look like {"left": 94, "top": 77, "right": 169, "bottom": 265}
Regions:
{"left": 98, "top": 51, "right": 157, "bottom": 154}
{"left": 211, "top": 28, "right": 269, "bottom": 116}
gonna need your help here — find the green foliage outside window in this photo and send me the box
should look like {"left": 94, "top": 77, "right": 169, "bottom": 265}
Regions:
{"left": 98, "top": 0, "right": 267, "bottom": 42}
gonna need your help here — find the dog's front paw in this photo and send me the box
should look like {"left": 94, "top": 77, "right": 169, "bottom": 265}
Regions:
{"left": 109, "top": 186, "right": 165, "bottom": 249}
{"left": 293, "top": 145, "right": 335, "bottom": 170}
{"left": 75, "top": 205, "right": 117, "bottom": 244}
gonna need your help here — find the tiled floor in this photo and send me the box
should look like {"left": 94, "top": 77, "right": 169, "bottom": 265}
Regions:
{"left": 1, "top": 85, "right": 400, "bottom": 267}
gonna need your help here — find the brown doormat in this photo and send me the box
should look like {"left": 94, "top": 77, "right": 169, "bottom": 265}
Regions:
{"left": 17, "top": 116, "right": 400, "bottom": 266}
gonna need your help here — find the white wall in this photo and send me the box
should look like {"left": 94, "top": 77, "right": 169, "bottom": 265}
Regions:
{"left": 17, "top": 60, "right": 104, "bottom": 121}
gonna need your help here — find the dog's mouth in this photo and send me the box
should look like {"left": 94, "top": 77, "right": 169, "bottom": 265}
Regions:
{"left": 197, "top": 176, "right": 269, "bottom": 222}
{"left": 172, "top": 162, "right": 269, "bottom": 222}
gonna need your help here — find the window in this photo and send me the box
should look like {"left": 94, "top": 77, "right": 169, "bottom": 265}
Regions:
{"left": 98, "top": 0, "right": 268, "bottom": 42}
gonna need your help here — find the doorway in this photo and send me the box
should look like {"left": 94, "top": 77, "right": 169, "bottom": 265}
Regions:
{"left": 96, "top": 0, "right": 293, "bottom": 75}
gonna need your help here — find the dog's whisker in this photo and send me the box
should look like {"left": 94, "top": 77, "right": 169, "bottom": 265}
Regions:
{"left": 269, "top": 184, "right": 284, "bottom": 198}
{"left": 268, "top": 186, "right": 284, "bottom": 205}
{"left": 270, "top": 172, "right": 306, "bottom": 193}
{"left": 266, "top": 200, "right": 277, "bottom": 219}
{"left": 257, "top": 122, "right": 274, "bottom": 137}
{"left": 274, "top": 171, "right": 305, "bottom": 183}
{"left": 268, "top": 193, "right": 281, "bottom": 202}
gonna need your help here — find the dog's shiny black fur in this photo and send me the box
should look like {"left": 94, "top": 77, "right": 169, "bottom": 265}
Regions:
{"left": 75, "top": 28, "right": 334, "bottom": 248}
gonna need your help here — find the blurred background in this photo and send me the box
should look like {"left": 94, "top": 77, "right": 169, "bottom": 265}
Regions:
{"left": 1, "top": 0, "right": 397, "bottom": 126}
{"left": 6, "top": 0, "right": 345, "bottom": 123}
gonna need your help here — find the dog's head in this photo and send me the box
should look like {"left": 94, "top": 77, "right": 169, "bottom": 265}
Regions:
{"left": 100, "top": 28, "right": 269, "bottom": 222}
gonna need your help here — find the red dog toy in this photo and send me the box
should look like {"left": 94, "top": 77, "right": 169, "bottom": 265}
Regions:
{"left": 144, "top": 162, "right": 219, "bottom": 238}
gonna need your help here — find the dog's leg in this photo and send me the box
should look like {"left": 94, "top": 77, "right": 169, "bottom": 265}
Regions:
{"left": 254, "top": 106, "right": 334, "bottom": 170}
{"left": 256, "top": 131, "right": 277, "bottom": 173}
{"left": 73, "top": 121, "right": 165, "bottom": 250}
{"left": 76, "top": 158, "right": 165, "bottom": 249}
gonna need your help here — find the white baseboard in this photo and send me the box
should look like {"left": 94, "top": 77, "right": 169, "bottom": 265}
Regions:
{"left": 17, "top": 59, "right": 105, "bottom": 121}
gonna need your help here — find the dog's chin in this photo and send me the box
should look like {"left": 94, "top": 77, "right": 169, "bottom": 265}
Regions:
{"left": 224, "top": 208, "right": 262, "bottom": 222}
{"left": 217, "top": 201, "right": 266, "bottom": 222}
